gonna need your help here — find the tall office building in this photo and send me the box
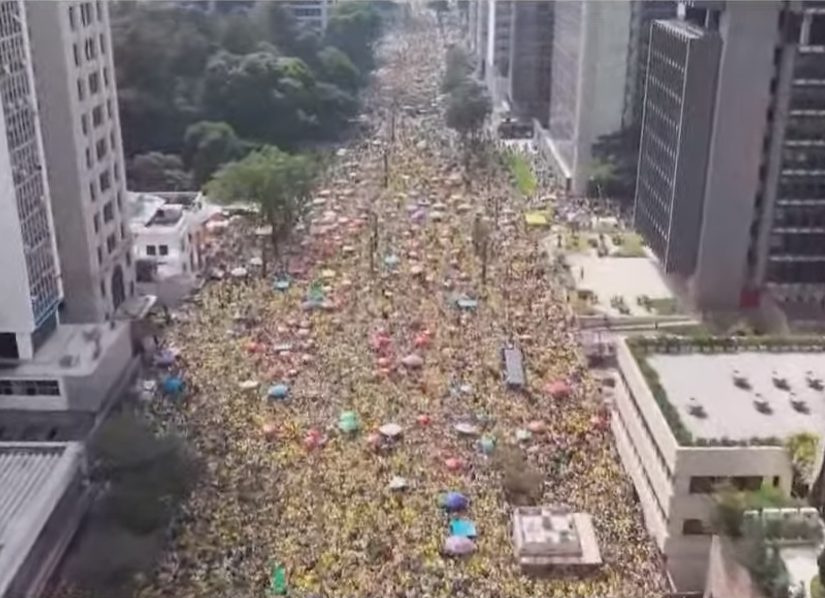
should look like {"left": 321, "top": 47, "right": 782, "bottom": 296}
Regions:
{"left": 482, "top": 0, "right": 513, "bottom": 104}
{"left": 27, "top": 0, "right": 135, "bottom": 324}
{"left": 507, "top": 0, "right": 554, "bottom": 125}
{"left": 0, "top": 0, "right": 63, "bottom": 362}
{"left": 622, "top": 1, "right": 680, "bottom": 130}
{"left": 545, "top": 0, "right": 632, "bottom": 195}
{"left": 634, "top": 1, "right": 825, "bottom": 314}
{"left": 634, "top": 20, "right": 721, "bottom": 276}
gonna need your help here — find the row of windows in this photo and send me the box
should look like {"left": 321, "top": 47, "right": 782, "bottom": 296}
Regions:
{"left": 146, "top": 244, "right": 170, "bottom": 257}
{"left": 688, "top": 475, "right": 766, "bottom": 494}
{"left": 76, "top": 66, "right": 110, "bottom": 102}
{"left": 613, "top": 397, "right": 669, "bottom": 523}
{"left": 0, "top": 379, "right": 60, "bottom": 397}
{"left": 95, "top": 219, "right": 127, "bottom": 267}
{"left": 0, "top": 1, "right": 23, "bottom": 39}
{"left": 68, "top": 2, "right": 102, "bottom": 31}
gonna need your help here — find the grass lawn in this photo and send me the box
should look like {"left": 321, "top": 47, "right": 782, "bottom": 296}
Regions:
{"left": 504, "top": 152, "right": 537, "bottom": 197}
{"left": 648, "top": 297, "right": 680, "bottom": 315}
{"left": 612, "top": 232, "right": 646, "bottom": 257}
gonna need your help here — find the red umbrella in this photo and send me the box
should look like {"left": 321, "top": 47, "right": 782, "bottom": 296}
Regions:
{"left": 545, "top": 380, "right": 571, "bottom": 399}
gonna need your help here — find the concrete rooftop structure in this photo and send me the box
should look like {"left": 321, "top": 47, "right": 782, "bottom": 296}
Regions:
{"left": 0, "top": 442, "right": 85, "bottom": 598}
{"left": 648, "top": 351, "right": 825, "bottom": 442}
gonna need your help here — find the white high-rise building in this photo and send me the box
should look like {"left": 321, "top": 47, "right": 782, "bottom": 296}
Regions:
{"left": 27, "top": 0, "right": 134, "bottom": 324}
{"left": 0, "top": 0, "right": 63, "bottom": 361}
{"left": 545, "top": 0, "right": 632, "bottom": 195}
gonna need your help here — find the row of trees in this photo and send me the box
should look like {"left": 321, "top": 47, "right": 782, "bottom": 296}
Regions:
{"left": 114, "top": 1, "right": 389, "bottom": 191}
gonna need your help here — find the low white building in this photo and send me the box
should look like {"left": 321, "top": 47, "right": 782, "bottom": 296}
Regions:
{"left": 0, "top": 442, "right": 89, "bottom": 598}
{"left": 612, "top": 336, "right": 825, "bottom": 591}
{"left": 128, "top": 192, "right": 220, "bottom": 306}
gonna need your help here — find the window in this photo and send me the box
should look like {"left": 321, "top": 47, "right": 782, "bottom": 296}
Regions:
{"left": 100, "top": 280, "right": 106, "bottom": 297}
{"left": 113, "top": 162, "right": 120, "bottom": 182}
{"left": 77, "top": 78, "right": 85, "bottom": 101}
{"left": 100, "top": 33, "right": 107, "bottom": 56}
{"left": 0, "top": 379, "right": 61, "bottom": 397}
{"left": 88, "top": 71, "right": 100, "bottom": 95}
{"left": 99, "top": 169, "right": 111, "bottom": 192}
{"left": 84, "top": 37, "right": 96, "bottom": 61}
{"left": 103, "top": 201, "right": 113, "bottom": 223}
{"left": 682, "top": 519, "right": 708, "bottom": 536}
{"left": 68, "top": 6, "right": 77, "bottom": 30}
{"left": 95, "top": 137, "right": 107, "bottom": 160}
{"left": 146, "top": 245, "right": 157, "bottom": 256}
{"left": 106, "top": 233, "right": 116, "bottom": 254}
{"left": 689, "top": 477, "right": 720, "bottom": 494}
{"left": 92, "top": 104, "right": 103, "bottom": 127}
{"left": 126, "top": 251, "right": 131, "bottom": 267}
{"left": 120, "top": 223, "right": 126, "bottom": 241}
{"left": 80, "top": 2, "right": 92, "bottom": 26}
{"left": 731, "top": 476, "right": 763, "bottom": 492}
{"left": 72, "top": 43, "right": 80, "bottom": 67}
{"left": 81, "top": 113, "right": 88, "bottom": 136}
{"left": 159, "top": 244, "right": 169, "bottom": 256}
{"left": 116, "top": 191, "right": 122, "bottom": 212}
{"left": 95, "top": 1, "right": 102, "bottom": 22}
{"left": 89, "top": 180, "right": 97, "bottom": 202}
{"left": 110, "top": 130, "right": 116, "bottom": 150}
{"left": 106, "top": 98, "right": 112, "bottom": 119}
{"left": 103, "top": 66, "right": 109, "bottom": 88}
{"left": 85, "top": 147, "right": 92, "bottom": 169}
{"left": 93, "top": 212, "right": 100, "bottom": 233}
{"left": 129, "top": 281, "right": 135, "bottom": 297}
{"left": 97, "top": 246, "right": 103, "bottom": 264}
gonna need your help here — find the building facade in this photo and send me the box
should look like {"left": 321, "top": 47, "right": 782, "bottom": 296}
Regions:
{"left": 27, "top": 1, "right": 134, "bottom": 325}
{"left": 634, "top": 1, "right": 825, "bottom": 313}
{"left": 634, "top": 20, "right": 721, "bottom": 275}
{"left": 623, "top": 1, "right": 680, "bottom": 130}
{"left": 545, "top": 0, "right": 632, "bottom": 194}
{"left": 612, "top": 338, "right": 795, "bottom": 591}
{"left": 507, "top": 0, "right": 554, "bottom": 126}
{"left": 283, "top": 0, "right": 334, "bottom": 32}
{"left": 0, "top": 0, "right": 62, "bottom": 362}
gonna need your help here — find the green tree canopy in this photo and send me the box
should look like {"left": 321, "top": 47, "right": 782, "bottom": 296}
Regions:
{"left": 183, "top": 121, "right": 249, "bottom": 189}
{"left": 445, "top": 78, "right": 491, "bottom": 140}
{"left": 127, "top": 152, "right": 192, "bottom": 191}
{"left": 206, "top": 146, "right": 318, "bottom": 262}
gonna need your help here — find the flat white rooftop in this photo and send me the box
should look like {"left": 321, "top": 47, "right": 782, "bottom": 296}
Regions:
{"left": 0, "top": 322, "right": 130, "bottom": 378}
{"left": 648, "top": 352, "right": 825, "bottom": 441}
{"left": 0, "top": 442, "right": 83, "bottom": 597}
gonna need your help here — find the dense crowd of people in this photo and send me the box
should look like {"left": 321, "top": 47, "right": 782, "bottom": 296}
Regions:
{"left": 137, "top": 9, "right": 671, "bottom": 598}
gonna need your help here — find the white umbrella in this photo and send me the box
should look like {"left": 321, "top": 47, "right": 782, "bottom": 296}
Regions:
{"left": 230, "top": 267, "right": 248, "bottom": 278}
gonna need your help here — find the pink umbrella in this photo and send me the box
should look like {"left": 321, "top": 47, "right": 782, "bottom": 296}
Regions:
{"left": 545, "top": 380, "right": 571, "bottom": 399}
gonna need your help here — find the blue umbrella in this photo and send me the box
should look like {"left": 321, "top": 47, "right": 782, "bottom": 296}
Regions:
{"left": 268, "top": 384, "right": 289, "bottom": 400}
{"left": 163, "top": 376, "right": 184, "bottom": 395}
{"left": 439, "top": 491, "right": 468, "bottom": 512}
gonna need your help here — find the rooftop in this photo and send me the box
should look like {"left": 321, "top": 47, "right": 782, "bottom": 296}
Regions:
{"left": 0, "top": 322, "right": 131, "bottom": 378}
{"left": 511, "top": 506, "right": 602, "bottom": 571}
{"left": 0, "top": 442, "right": 84, "bottom": 597}
{"left": 636, "top": 340, "right": 825, "bottom": 443}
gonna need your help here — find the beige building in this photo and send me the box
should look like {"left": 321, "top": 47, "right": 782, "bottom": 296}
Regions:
{"left": 612, "top": 337, "right": 825, "bottom": 590}
{"left": 27, "top": 1, "right": 135, "bottom": 324}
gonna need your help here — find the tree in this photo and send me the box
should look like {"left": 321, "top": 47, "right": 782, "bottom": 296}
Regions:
{"left": 207, "top": 146, "right": 318, "bottom": 271}
{"left": 317, "top": 46, "right": 362, "bottom": 92}
{"left": 127, "top": 152, "right": 192, "bottom": 191}
{"left": 445, "top": 79, "right": 491, "bottom": 171}
{"left": 183, "top": 121, "right": 248, "bottom": 188}
{"left": 325, "top": 2, "right": 382, "bottom": 72}
{"left": 786, "top": 432, "right": 820, "bottom": 497}
{"left": 92, "top": 411, "right": 200, "bottom": 535}
{"left": 442, "top": 46, "right": 471, "bottom": 95}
